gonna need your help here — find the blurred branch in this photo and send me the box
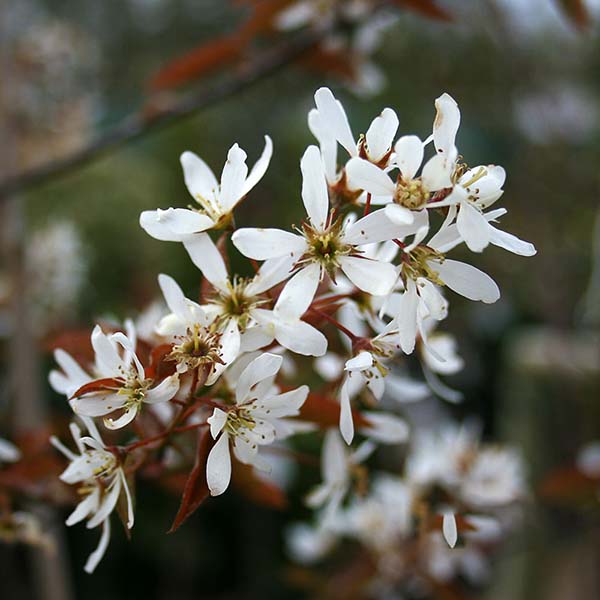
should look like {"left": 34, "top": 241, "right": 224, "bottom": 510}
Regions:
{"left": 0, "top": 28, "right": 326, "bottom": 199}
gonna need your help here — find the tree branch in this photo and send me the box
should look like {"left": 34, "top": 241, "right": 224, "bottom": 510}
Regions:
{"left": 0, "top": 28, "right": 325, "bottom": 198}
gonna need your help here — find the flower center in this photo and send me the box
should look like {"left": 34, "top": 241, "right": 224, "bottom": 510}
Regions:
{"left": 211, "top": 278, "right": 265, "bottom": 331}
{"left": 301, "top": 219, "right": 351, "bottom": 278}
{"left": 224, "top": 408, "right": 256, "bottom": 436}
{"left": 167, "top": 324, "right": 223, "bottom": 373}
{"left": 118, "top": 375, "right": 152, "bottom": 409}
{"left": 394, "top": 178, "right": 429, "bottom": 210}
{"left": 402, "top": 246, "right": 445, "bottom": 286}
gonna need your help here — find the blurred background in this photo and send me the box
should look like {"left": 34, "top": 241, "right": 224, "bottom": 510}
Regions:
{"left": 1, "top": 0, "right": 600, "bottom": 598}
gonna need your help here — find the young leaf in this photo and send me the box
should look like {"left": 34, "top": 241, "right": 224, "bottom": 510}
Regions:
{"left": 168, "top": 427, "right": 213, "bottom": 533}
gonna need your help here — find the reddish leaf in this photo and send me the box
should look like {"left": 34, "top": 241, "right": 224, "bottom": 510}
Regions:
{"left": 150, "top": 34, "right": 246, "bottom": 91}
{"left": 145, "top": 343, "right": 176, "bottom": 379}
{"left": 71, "top": 377, "right": 122, "bottom": 399}
{"left": 391, "top": 0, "right": 453, "bottom": 22}
{"left": 538, "top": 465, "right": 598, "bottom": 502}
{"left": 300, "top": 392, "right": 371, "bottom": 429}
{"left": 43, "top": 328, "right": 94, "bottom": 364}
{"left": 297, "top": 46, "right": 357, "bottom": 81}
{"left": 555, "top": 0, "right": 591, "bottom": 30}
{"left": 232, "top": 461, "right": 288, "bottom": 509}
{"left": 168, "top": 427, "right": 213, "bottom": 533}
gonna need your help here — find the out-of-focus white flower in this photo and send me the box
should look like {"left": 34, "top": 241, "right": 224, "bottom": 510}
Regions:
{"left": 206, "top": 353, "right": 308, "bottom": 496}
{"left": 0, "top": 438, "right": 21, "bottom": 464}
{"left": 286, "top": 522, "right": 337, "bottom": 564}
{"left": 50, "top": 419, "right": 134, "bottom": 573}
{"left": 140, "top": 136, "right": 272, "bottom": 239}
{"left": 67, "top": 324, "right": 179, "bottom": 429}
{"left": 576, "top": 441, "right": 600, "bottom": 479}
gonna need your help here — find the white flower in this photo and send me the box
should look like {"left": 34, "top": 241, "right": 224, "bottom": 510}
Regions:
{"left": 206, "top": 353, "right": 308, "bottom": 496}
{"left": 306, "top": 429, "right": 373, "bottom": 520}
{"left": 232, "top": 145, "right": 419, "bottom": 305}
{"left": 50, "top": 419, "right": 134, "bottom": 573}
{"left": 68, "top": 325, "right": 179, "bottom": 429}
{"left": 461, "top": 448, "right": 525, "bottom": 507}
{"left": 180, "top": 233, "right": 324, "bottom": 356}
{"left": 309, "top": 87, "right": 399, "bottom": 184}
{"left": 576, "top": 441, "right": 600, "bottom": 479}
{"left": 345, "top": 92, "right": 460, "bottom": 225}
{"left": 0, "top": 437, "right": 21, "bottom": 464}
{"left": 140, "top": 136, "right": 272, "bottom": 240}
{"left": 156, "top": 273, "right": 239, "bottom": 381}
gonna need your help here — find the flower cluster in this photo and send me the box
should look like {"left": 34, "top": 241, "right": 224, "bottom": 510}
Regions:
{"left": 49, "top": 87, "right": 534, "bottom": 581}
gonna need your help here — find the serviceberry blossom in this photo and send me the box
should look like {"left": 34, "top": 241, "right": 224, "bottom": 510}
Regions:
{"left": 0, "top": 437, "right": 20, "bottom": 464}
{"left": 50, "top": 419, "right": 134, "bottom": 573}
{"left": 140, "top": 136, "right": 272, "bottom": 240}
{"left": 66, "top": 325, "right": 179, "bottom": 429}
{"left": 206, "top": 353, "right": 309, "bottom": 496}
{"left": 45, "top": 86, "right": 533, "bottom": 586}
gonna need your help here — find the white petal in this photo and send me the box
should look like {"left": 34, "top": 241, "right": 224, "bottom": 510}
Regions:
{"left": 241, "top": 135, "right": 273, "bottom": 197}
{"left": 146, "top": 208, "right": 214, "bottom": 236}
{"left": 384, "top": 203, "right": 414, "bottom": 225}
{"left": 247, "top": 254, "right": 296, "bottom": 295}
{"left": 87, "top": 478, "right": 121, "bottom": 529}
{"left": 219, "top": 143, "right": 248, "bottom": 211}
{"left": 433, "top": 259, "right": 500, "bottom": 303}
{"left": 91, "top": 326, "right": 123, "bottom": 376}
{"left": 206, "top": 433, "right": 232, "bottom": 496}
{"left": 421, "top": 154, "right": 453, "bottom": 190}
{"left": 236, "top": 353, "right": 282, "bottom": 404}
{"left": 456, "top": 201, "right": 491, "bottom": 252}
{"left": 232, "top": 228, "right": 307, "bottom": 260}
{"left": 144, "top": 374, "right": 179, "bottom": 404}
{"left": 140, "top": 210, "right": 187, "bottom": 242}
{"left": 103, "top": 407, "right": 138, "bottom": 430}
{"left": 158, "top": 274, "right": 190, "bottom": 322}
{"left": 365, "top": 108, "right": 398, "bottom": 162}
{"left": 182, "top": 233, "right": 229, "bottom": 292}
{"left": 345, "top": 351, "right": 373, "bottom": 372}
{"left": 0, "top": 438, "right": 20, "bottom": 463}
{"left": 322, "top": 429, "right": 348, "bottom": 484}
{"left": 338, "top": 256, "right": 397, "bottom": 296}
{"left": 274, "top": 319, "right": 327, "bottom": 357}
{"left": 433, "top": 93, "right": 461, "bottom": 155}
{"left": 489, "top": 226, "right": 537, "bottom": 256}
{"left": 343, "top": 207, "right": 413, "bottom": 245}
{"left": 314, "top": 87, "right": 356, "bottom": 157}
{"left": 84, "top": 519, "right": 111, "bottom": 574}
{"left": 394, "top": 135, "right": 424, "bottom": 180}
{"left": 207, "top": 408, "right": 228, "bottom": 438}
{"left": 180, "top": 151, "right": 218, "bottom": 204}
{"left": 308, "top": 108, "right": 338, "bottom": 183}
{"left": 339, "top": 380, "right": 354, "bottom": 445}
{"left": 274, "top": 264, "right": 320, "bottom": 321}
{"left": 345, "top": 157, "right": 395, "bottom": 197}
{"left": 301, "top": 145, "right": 329, "bottom": 231}
{"left": 395, "top": 280, "right": 419, "bottom": 354}
{"left": 443, "top": 511, "right": 458, "bottom": 548}
{"left": 360, "top": 412, "right": 409, "bottom": 443}
{"left": 66, "top": 489, "right": 99, "bottom": 526}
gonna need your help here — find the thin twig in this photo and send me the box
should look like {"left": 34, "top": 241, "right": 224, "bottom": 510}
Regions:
{"left": 0, "top": 29, "right": 325, "bottom": 198}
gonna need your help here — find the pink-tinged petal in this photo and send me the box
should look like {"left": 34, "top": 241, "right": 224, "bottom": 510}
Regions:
{"left": 394, "top": 135, "right": 424, "bottom": 180}
{"left": 274, "top": 263, "right": 320, "bottom": 321}
{"left": 345, "top": 157, "right": 395, "bottom": 197}
{"left": 339, "top": 380, "right": 354, "bottom": 445}
{"left": 432, "top": 259, "right": 500, "bottom": 303}
{"left": 365, "top": 108, "right": 399, "bottom": 163}
{"left": 443, "top": 511, "right": 458, "bottom": 548}
{"left": 180, "top": 151, "right": 218, "bottom": 204}
{"left": 338, "top": 256, "right": 397, "bottom": 296}
{"left": 300, "top": 145, "right": 329, "bottom": 231}
{"left": 236, "top": 353, "right": 282, "bottom": 404}
{"left": 456, "top": 201, "right": 491, "bottom": 252}
{"left": 433, "top": 93, "right": 461, "bottom": 155}
{"left": 232, "top": 228, "right": 306, "bottom": 260}
{"left": 241, "top": 135, "right": 273, "bottom": 198}
{"left": 219, "top": 143, "right": 248, "bottom": 211}
{"left": 314, "top": 87, "right": 356, "bottom": 157}
{"left": 384, "top": 203, "right": 414, "bottom": 225}
{"left": 182, "top": 233, "right": 229, "bottom": 292}
{"left": 144, "top": 374, "right": 179, "bottom": 404}
{"left": 274, "top": 320, "right": 328, "bottom": 357}
{"left": 206, "top": 433, "right": 232, "bottom": 496}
